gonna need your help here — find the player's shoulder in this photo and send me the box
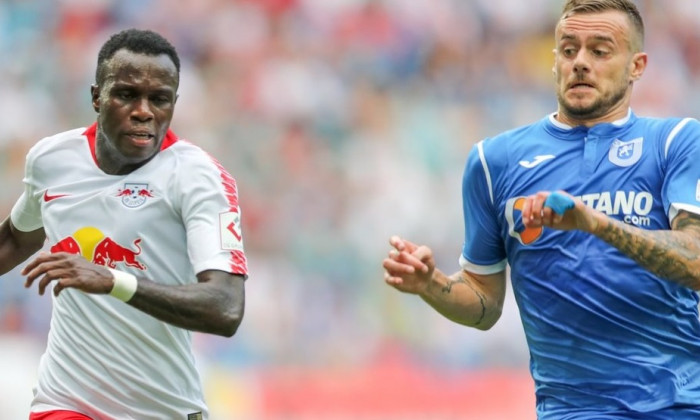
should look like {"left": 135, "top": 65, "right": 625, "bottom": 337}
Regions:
{"left": 633, "top": 114, "right": 692, "bottom": 125}
{"left": 464, "top": 119, "right": 546, "bottom": 180}
{"left": 25, "top": 127, "right": 89, "bottom": 165}
{"left": 632, "top": 115, "right": 700, "bottom": 150}
{"left": 633, "top": 115, "right": 699, "bottom": 135}
{"left": 29, "top": 127, "right": 88, "bottom": 153}
{"left": 167, "top": 138, "right": 215, "bottom": 163}
{"left": 165, "top": 138, "right": 233, "bottom": 176}
{"left": 482, "top": 117, "right": 547, "bottom": 148}
{"left": 472, "top": 117, "right": 547, "bottom": 164}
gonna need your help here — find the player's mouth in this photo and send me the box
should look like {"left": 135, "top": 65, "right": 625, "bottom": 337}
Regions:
{"left": 568, "top": 82, "right": 595, "bottom": 92}
{"left": 124, "top": 131, "right": 155, "bottom": 147}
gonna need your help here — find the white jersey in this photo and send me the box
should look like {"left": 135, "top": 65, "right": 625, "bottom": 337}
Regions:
{"left": 11, "top": 124, "right": 248, "bottom": 420}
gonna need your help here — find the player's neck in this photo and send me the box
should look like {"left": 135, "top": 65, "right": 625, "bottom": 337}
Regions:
{"left": 95, "top": 137, "right": 150, "bottom": 176}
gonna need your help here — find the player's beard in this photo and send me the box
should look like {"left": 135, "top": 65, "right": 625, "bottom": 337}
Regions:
{"left": 557, "top": 71, "right": 630, "bottom": 122}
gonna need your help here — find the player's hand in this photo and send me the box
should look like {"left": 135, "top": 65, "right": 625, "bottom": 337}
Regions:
{"left": 382, "top": 235, "right": 435, "bottom": 295}
{"left": 22, "top": 252, "right": 114, "bottom": 297}
{"left": 521, "top": 190, "right": 600, "bottom": 233}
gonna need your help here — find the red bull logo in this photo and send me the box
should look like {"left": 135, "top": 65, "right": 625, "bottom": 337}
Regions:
{"left": 50, "top": 226, "right": 147, "bottom": 271}
{"left": 116, "top": 188, "right": 133, "bottom": 197}
{"left": 117, "top": 182, "right": 154, "bottom": 208}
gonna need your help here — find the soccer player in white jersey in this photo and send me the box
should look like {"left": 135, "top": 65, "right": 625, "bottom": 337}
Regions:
{"left": 383, "top": 0, "right": 700, "bottom": 418}
{"left": 0, "top": 29, "right": 247, "bottom": 420}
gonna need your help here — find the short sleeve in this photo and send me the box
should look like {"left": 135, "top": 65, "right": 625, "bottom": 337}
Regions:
{"left": 177, "top": 149, "right": 248, "bottom": 277}
{"left": 10, "top": 144, "right": 43, "bottom": 232}
{"left": 460, "top": 140, "right": 507, "bottom": 274}
{"left": 662, "top": 118, "right": 700, "bottom": 222}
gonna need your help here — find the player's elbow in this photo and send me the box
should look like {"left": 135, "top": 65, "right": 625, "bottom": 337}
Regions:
{"left": 205, "top": 276, "right": 245, "bottom": 337}
{"left": 473, "top": 316, "right": 500, "bottom": 331}
{"left": 211, "top": 307, "right": 241, "bottom": 337}
{"left": 219, "top": 300, "right": 245, "bottom": 337}
{"left": 471, "top": 305, "right": 503, "bottom": 331}
{"left": 449, "top": 308, "right": 502, "bottom": 331}
{"left": 218, "top": 321, "right": 241, "bottom": 337}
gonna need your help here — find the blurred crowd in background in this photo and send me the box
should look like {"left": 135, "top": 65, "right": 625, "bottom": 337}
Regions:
{"left": 1, "top": 0, "right": 700, "bottom": 418}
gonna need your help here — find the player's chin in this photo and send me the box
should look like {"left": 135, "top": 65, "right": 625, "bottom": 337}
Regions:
{"left": 121, "top": 146, "right": 158, "bottom": 163}
{"left": 563, "top": 97, "right": 593, "bottom": 111}
{"left": 562, "top": 102, "right": 604, "bottom": 121}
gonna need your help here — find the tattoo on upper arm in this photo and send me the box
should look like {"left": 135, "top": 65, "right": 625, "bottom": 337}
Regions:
{"left": 441, "top": 274, "right": 487, "bottom": 325}
{"left": 672, "top": 211, "right": 700, "bottom": 237}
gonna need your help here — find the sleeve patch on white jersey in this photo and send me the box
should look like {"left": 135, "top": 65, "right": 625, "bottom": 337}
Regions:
{"left": 219, "top": 211, "right": 243, "bottom": 251}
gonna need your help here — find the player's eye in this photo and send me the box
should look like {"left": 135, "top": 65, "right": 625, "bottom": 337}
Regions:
{"left": 151, "top": 96, "right": 171, "bottom": 105}
{"left": 117, "top": 91, "right": 134, "bottom": 100}
{"left": 561, "top": 47, "right": 576, "bottom": 57}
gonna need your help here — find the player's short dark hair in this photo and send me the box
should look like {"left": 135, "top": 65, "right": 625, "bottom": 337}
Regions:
{"left": 561, "top": 0, "right": 644, "bottom": 51}
{"left": 95, "top": 28, "right": 181, "bottom": 85}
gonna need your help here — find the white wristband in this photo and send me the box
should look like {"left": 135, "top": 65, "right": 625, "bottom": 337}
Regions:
{"left": 108, "top": 269, "right": 138, "bottom": 302}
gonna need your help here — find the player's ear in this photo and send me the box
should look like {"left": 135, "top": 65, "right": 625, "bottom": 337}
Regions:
{"left": 629, "top": 52, "right": 647, "bottom": 82}
{"left": 91, "top": 84, "right": 100, "bottom": 113}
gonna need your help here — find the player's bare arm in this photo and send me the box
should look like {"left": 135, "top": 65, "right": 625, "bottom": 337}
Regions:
{"left": 592, "top": 210, "right": 700, "bottom": 290}
{"left": 383, "top": 235, "right": 506, "bottom": 330}
{"left": 522, "top": 192, "right": 700, "bottom": 290}
{"left": 21, "top": 253, "right": 244, "bottom": 336}
{"left": 420, "top": 269, "right": 506, "bottom": 330}
{"left": 127, "top": 270, "right": 245, "bottom": 337}
{"left": 0, "top": 217, "right": 45, "bottom": 275}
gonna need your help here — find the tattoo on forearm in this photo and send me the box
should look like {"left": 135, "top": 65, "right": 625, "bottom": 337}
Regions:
{"left": 441, "top": 278, "right": 465, "bottom": 293}
{"left": 595, "top": 211, "right": 700, "bottom": 288}
{"left": 441, "top": 275, "right": 487, "bottom": 325}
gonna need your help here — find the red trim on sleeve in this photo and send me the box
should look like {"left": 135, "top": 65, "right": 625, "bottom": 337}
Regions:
{"left": 209, "top": 155, "right": 248, "bottom": 276}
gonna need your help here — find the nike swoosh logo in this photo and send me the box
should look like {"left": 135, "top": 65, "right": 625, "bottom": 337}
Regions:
{"left": 519, "top": 154, "right": 556, "bottom": 168}
{"left": 43, "top": 190, "right": 69, "bottom": 202}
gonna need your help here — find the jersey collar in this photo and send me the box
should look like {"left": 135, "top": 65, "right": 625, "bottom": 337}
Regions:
{"left": 545, "top": 109, "right": 636, "bottom": 139}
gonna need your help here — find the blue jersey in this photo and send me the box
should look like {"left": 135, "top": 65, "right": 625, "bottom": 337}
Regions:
{"left": 461, "top": 111, "right": 700, "bottom": 417}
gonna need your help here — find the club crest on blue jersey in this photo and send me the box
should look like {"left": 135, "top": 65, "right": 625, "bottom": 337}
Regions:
{"left": 608, "top": 137, "right": 643, "bottom": 167}
{"left": 116, "top": 183, "right": 154, "bottom": 208}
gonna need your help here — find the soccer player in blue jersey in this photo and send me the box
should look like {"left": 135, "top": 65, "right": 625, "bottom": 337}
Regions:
{"left": 382, "top": 0, "right": 700, "bottom": 418}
